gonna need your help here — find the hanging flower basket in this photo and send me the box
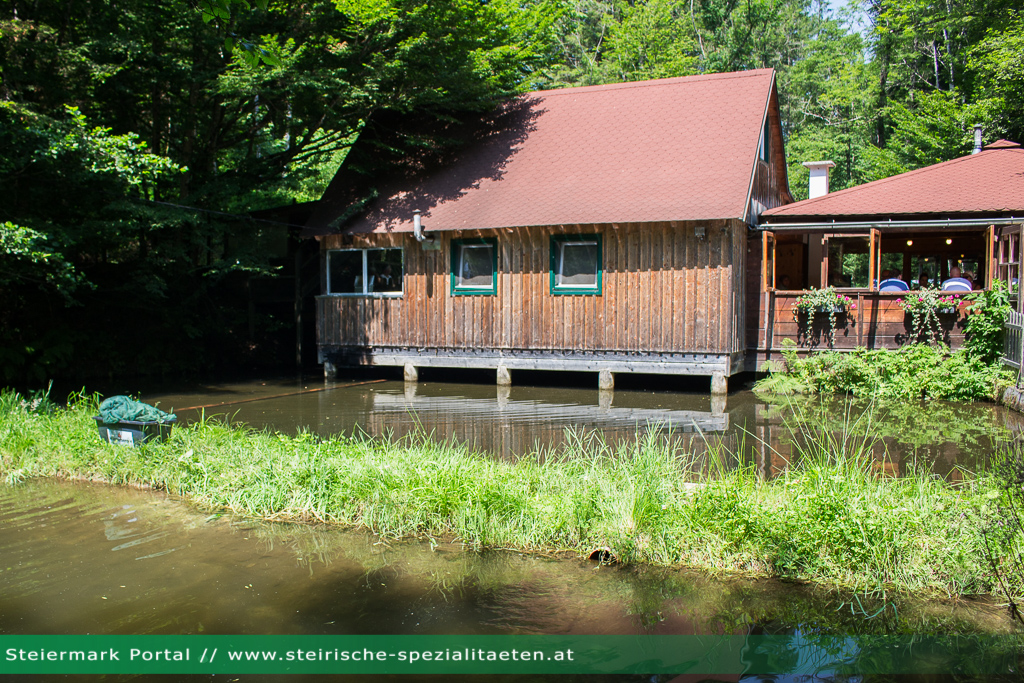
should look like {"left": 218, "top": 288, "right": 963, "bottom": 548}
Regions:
{"left": 793, "top": 287, "right": 855, "bottom": 344}
{"left": 793, "top": 288, "right": 856, "bottom": 318}
{"left": 897, "top": 289, "right": 963, "bottom": 339}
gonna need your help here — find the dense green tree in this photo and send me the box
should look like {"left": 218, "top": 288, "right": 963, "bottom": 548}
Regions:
{"left": 543, "top": 0, "right": 617, "bottom": 87}
{"left": 540, "top": 0, "right": 826, "bottom": 88}
{"left": 866, "top": 0, "right": 1019, "bottom": 163}
{"left": 969, "top": 10, "right": 1024, "bottom": 143}
{"left": 0, "top": 0, "right": 554, "bottom": 382}
{"left": 2, "top": 0, "right": 1024, "bottom": 384}
{"left": 603, "top": 0, "right": 699, "bottom": 81}
{"left": 780, "top": 23, "right": 880, "bottom": 197}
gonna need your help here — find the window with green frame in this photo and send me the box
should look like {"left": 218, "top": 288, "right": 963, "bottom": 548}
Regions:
{"left": 550, "top": 234, "right": 602, "bottom": 295}
{"left": 451, "top": 238, "right": 497, "bottom": 295}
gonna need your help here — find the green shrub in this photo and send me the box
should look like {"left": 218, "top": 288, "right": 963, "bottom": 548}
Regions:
{"left": 755, "top": 342, "right": 1011, "bottom": 401}
{"left": 964, "top": 280, "right": 1014, "bottom": 364}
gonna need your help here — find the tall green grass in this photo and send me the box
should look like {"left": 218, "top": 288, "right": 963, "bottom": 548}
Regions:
{"left": 0, "top": 389, "right": 1016, "bottom": 596}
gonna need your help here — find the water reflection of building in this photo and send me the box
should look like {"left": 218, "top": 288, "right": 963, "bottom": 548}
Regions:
{"left": 334, "top": 386, "right": 732, "bottom": 462}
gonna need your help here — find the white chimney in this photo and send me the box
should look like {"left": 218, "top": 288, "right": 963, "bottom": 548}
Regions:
{"left": 972, "top": 125, "right": 983, "bottom": 154}
{"left": 802, "top": 161, "right": 836, "bottom": 199}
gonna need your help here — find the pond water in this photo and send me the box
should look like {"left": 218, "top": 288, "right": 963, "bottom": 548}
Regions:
{"left": 133, "top": 375, "right": 1024, "bottom": 478}
{"left": 13, "top": 375, "right": 1024, "bottom": 680}
{"left": 1, "top": 479, "right": 1019, "bottom": 682}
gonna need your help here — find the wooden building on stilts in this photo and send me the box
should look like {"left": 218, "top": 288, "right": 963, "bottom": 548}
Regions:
{"left": 303, "top": 69, "right": 792, "bottom": 393}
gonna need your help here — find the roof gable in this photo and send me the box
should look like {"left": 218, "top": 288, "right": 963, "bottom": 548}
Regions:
{"left": 306, "top": 69, "right": 779, "bottom": 236}
{"left": 762, "top": 140, "right": 1024, "bottom": 221}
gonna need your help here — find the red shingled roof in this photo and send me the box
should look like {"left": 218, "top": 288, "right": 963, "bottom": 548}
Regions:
{"left": 306, "top": 69, "right": 778, "bottom": 235}
{"left": 763, "top": 139, "right": 1024, "bottom": 221}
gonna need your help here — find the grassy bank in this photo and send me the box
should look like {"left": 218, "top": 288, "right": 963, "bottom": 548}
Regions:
{"left": 0, "top": 390, "right": 1018, "bottom": 597}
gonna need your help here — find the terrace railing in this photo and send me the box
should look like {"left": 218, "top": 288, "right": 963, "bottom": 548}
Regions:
{"left": 1003, "top": 309, "right": 1024, "bottom": 370}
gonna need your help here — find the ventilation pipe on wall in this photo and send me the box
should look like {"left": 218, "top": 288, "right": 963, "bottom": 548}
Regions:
{"left": 973, "top": 125, "right": 983, "bottom": 154}
{"left": 412, "top": 210, "right": 438, "bottom": 249}
{"left": 412, "top": 210, "right": 431, "bottom": 242}
{"left": 802, "top": 160, "right": 836, "bottom": 199}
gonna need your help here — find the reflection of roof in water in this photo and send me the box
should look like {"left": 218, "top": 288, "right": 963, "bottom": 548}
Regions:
{"left": 372, "top": 392, "right": 729, "bottom": 433}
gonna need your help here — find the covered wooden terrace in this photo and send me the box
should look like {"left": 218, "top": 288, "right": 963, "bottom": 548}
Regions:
{"left": 747, "top": 217, "right": 1024, "bottom": 365}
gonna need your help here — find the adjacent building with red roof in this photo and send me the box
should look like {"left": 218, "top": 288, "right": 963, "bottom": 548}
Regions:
{"left": 750, "top": 139, "right": 1024, "bottom": 364}
{"left": 308, "top": 69, "right": 791, "bottom": 392}
{"left": 763, "top": 139, "right": 1024, "bottom": 221}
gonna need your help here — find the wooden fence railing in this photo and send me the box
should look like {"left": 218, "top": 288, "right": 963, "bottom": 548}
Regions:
{"left": 1003, "top": 310, "right": 1024, "bottom": 370}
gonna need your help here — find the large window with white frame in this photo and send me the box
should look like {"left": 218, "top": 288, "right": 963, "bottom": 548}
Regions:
{"left": 326, "top": 248, "right": 403, "bottom": 296}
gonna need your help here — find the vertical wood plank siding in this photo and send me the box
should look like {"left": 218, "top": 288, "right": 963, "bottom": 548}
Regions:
{"left": 317, "top": 220, "right": 746, "bottom": 355}
{"left": 750, "top": 85, "right": 791, "bottom": 214}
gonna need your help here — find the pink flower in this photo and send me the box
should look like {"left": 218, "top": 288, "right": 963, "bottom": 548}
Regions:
{"left": 851, "top": 303, "right": 857, "bottom": 310}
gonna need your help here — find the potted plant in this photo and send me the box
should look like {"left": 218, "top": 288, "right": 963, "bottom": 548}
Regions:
{"left": 897, "top": 288, "right": 963, "bottom": 340}
{"left": 936, "top": 292, "right": 965, "bottom": 315}
{"left": 792, "top": 287, "right": 856, "bottom": 343}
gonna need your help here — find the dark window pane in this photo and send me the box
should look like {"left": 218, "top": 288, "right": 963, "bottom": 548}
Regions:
{"left": 827, "top": 236, "right": 869, "bottom": 287}
{"left": 559, "top": 242, "right": 598, "bottom": 286}
{"left": 760, "top": 117, "right": 769, "bottom": 161}
{"left": 328, "top": 250, "right": 362, "bottom": 294}
{"left": 457, "top": 245, "right": 494, "bottom": 288}
{"left": 368, "top": 248, "right": 403, "bottom": 293}
{"left": 910, "top": 255, "right": 939, "bottom": 289}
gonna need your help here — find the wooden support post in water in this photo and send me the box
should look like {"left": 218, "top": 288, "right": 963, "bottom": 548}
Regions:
{"left": 711, "top": 372, "right": 728, "bottom": 395}
{"left": 496, "top": 364, "right": 512, "bottom": 386}
{"left": 403, "top": 363, "right": 419, "bottom": 383}
{"left": 598, "top": 369, "right": 614, "bottom": 391}
{"left": 324, "top": 361, "right": 337, "bottom": 380}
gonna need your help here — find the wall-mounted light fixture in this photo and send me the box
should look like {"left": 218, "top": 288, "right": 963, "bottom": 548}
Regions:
{"left": 694, "top": 225, "right": 706, "bottom": 239}
{"left": 906, "top": 240, "right": 913, "bottom": 246}
{"left": 946, "top": 238, "right": 953, "bottom": 245}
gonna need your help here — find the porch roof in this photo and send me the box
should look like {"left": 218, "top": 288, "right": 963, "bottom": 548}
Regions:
{"left": 761, "top": 140, "right": 1024, "bottom": 223}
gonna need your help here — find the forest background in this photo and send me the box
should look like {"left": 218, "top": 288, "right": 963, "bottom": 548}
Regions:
{"left": 1, "top": 0, "right": 1022, "bottom": 385}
